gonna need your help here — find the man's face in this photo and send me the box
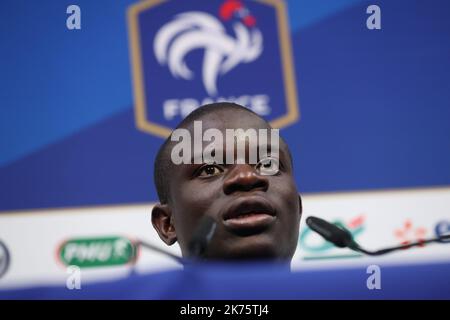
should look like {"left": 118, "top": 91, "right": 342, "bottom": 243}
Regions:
{"left": 155, "top": 110, "right": 301, "bottom": 260}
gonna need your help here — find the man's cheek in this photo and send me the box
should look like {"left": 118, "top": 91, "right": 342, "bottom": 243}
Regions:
{"left": 281, "top": 189, "right": 300, "bottom": 216}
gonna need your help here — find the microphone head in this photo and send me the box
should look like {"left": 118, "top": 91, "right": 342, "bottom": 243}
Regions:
{"left": 188, "top": 216, "right": 217, "bottom": 258}
{"left": 306, "top": 216, "right": 354, "bottom": 248}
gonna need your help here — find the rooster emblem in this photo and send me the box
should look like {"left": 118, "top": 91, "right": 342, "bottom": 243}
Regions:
{"left": 154, "top": 0, "right": 263, "bottom": 96}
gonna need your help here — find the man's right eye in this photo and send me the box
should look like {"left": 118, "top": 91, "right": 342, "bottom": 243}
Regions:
{"left": 197, "top": 165, "right": 223, "bottom": 177}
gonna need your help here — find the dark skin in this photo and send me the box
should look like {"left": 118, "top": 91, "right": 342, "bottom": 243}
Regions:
{"left": 152, "top": 109, "right": 302, "bottom": 261}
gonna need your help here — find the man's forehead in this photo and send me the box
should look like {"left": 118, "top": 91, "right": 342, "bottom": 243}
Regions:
{"left": 175, "top": 113, "right": 289, "bottom": 153}
{"left": 181, "top": 109, "right": 271, "bottom": 132}
{"left": 162, "top": 107, "right": 293, "bottom": 169}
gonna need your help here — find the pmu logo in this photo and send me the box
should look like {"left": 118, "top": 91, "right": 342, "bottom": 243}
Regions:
{"left": 299, "top": 215, "right": 366, "bottom": 260}
{"left": 128, "top": 0, "right": 299, "bottom": 138}
{"left": 57, "top": 236, "right": 138, "bottom": 269}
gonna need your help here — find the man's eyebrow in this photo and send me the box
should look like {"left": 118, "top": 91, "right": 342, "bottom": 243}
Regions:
{"left": 259, "top": 140, "right": 292, "bottom": 164}
{"left": 256, "top": 142, "right": 286, "bottom": 156}
{"left": 267, "top": 146, "right": 291, "bottom": 167}
{"left": 190, "top": 147, "right": 225, "bottom": 164}
{"left": 187, "top": 144, "right": 290, "bottom": 165}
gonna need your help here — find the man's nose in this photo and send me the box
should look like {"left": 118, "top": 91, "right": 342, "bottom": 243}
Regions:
{"left": 223, "top": 164, "right": 269, "bottom": 195}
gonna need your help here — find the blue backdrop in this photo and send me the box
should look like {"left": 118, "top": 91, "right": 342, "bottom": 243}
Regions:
{"left": 1, "top": 0, "right": 449, "bottom": 212}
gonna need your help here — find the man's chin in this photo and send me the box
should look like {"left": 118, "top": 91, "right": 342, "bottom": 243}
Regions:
{"left": 204, "top": 236, "right": 288, "bottom": 261}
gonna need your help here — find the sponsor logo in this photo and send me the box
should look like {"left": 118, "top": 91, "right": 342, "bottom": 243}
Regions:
{"left": 0, "top": 240, "right": 10, "bottom": 279}
{"left": 58, "top": 236, "right": 137, "bottom": 268}
{"left": 435, "top": 220, "right": 450, "bottom": 243}
{"left": 128, "top": 0, "right": 299, "bottom": 137}
{"left": 394, "top": 219, "right": 427, "bottom": 248}
{"left": 299, "top": 215, "right": 365, "bottom": 260}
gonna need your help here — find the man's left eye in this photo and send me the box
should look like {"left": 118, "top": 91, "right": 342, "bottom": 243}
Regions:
{"left": 255, "top": 156, "right": 280, "bottom": 176}
{"left": 198, "top": 165, "right": 223, "bottom": 177}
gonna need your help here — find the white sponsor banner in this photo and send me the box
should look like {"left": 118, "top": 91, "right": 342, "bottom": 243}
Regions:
{"left": 293, "top": 187, "right": 450, "bottom": 270}
{"left": 0, "top": 187, "right": 449, "bottom": 289}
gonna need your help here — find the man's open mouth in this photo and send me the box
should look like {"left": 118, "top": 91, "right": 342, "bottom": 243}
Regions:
{"left": 222, "top": 197, "right": 276, "bottom": 233}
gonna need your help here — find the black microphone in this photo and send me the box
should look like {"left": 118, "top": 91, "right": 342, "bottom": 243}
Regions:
{"left": 188, "top": 215, "right": 217, "bottom": 259}
{"left": 305, "top": 216, "right": 356, "bottom": 248}
{"left": 306, "top": 216, "right": 450, "bottom": 256}
{"left": 136, "top": 215, "right": 217, "bottom": 264}
{"left": 135, "top": 239, "right": 184, "bottom": 264}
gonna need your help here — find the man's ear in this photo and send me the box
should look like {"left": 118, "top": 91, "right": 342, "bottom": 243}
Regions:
{"left": 151, "top": 204, "right": 177, "bottom": 246}
{"left": 298, "top": 194, "right": 303, "bottom": 217}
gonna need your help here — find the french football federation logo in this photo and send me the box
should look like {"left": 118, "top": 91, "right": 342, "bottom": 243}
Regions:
{"left": 128, "top": 0, "right": 299, "bottom": 137}
{"left": 154, "top": 1, "right": 263, "bottom": 96}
